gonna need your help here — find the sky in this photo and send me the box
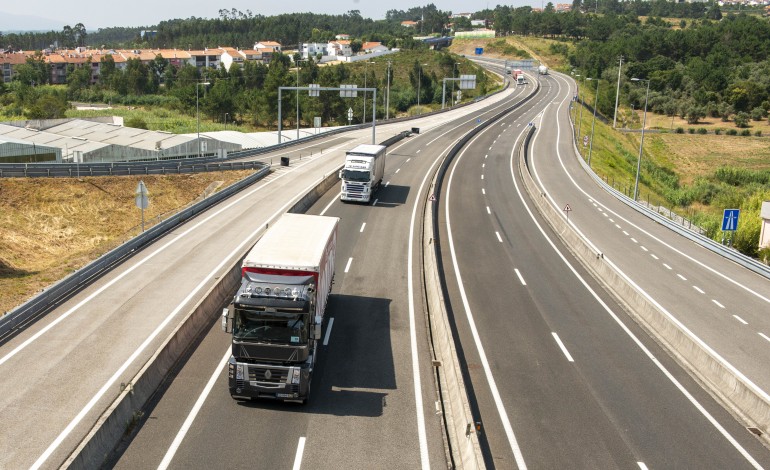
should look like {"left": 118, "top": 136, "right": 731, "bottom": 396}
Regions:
{"left": 0, "top": 1, "right": 528, "bottom": 31}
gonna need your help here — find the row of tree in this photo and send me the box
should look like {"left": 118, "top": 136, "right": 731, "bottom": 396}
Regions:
{"left": 2, "top": 50, "right": 488, "bottom": 126}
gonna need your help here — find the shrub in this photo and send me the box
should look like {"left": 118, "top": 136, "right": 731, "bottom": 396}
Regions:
{"left": 688, "top": 127, "right": 695, "bottom": 134}
{"left": 734, "top": 111, "right": 750, "bottom": 128}
{"left": 755, "top": 130, "right": 763, "bottom": 137}
{"left": 697, "top": 128, "right": 707, "bottom": 134}
{"left": 124, "top": 116, "right": 148, "bottom": 129}
{"left": 714, "top": 128, "right": 722, "bottom": 135}
{"left": 740, "top": 129, "right": 751, "bottom": 136}
{"left": 675, "top": 127, "right": 685, "bottom": 134}
{"left": 752, "top": 107, "right": 766, "bottom": 121}
{"left": 727, "top": 129, "right": 738, "bottom": 135}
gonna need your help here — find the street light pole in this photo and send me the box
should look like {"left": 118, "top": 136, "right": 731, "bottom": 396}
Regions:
{"left": 417, "top": 63, "right": 427, "bottom": 115}
{"left": 613, "top": 55, "right": 623, "bottom": 128}
{"left": 452, "top": 62, "right": 459, "bottom": 106}
{"left": 225, "top": 112, "right": 229, "bottom": 130}
{"left": 196, "top": 80, "right": 210, "bottom": 158}
{"left": 631, "top": 77, "right": 650, "bottom": 201}
{"left": 296, "top": 60, "right": 302, "bottom": 140}
{"left": 576, "top": 74, "right": 585, "bottom": 141}
{"left": 587, "top": 77, "right": 600, "bottom": 167}
{"left": 386, "top": 60, "right": 392, "bottom": 120}
{"left": 363, "top": 61, "right": 370, "bottom": 124}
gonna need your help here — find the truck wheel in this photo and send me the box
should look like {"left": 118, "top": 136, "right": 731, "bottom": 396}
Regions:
{"left": 301, "top": 381, "right": 312, "bottom": 405}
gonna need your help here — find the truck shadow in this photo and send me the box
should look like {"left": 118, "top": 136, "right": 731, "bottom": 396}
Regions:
{"left": 372, "top": 184, "right": 410, "bottom": 208}
{"left": 239, "top": 294, "right": 394, "bottom": 417}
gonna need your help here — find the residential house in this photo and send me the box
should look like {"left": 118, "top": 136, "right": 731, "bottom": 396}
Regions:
{"left": 361, "top": 42, "right": 388, "bottom": 54}
{"left": 335, "top": 34, "right": 350, "bottom": 40}
{"left": 219, "top": 47, "right": 245, "bottom": 71}
{"left": 401, "top": 20, "right": 418, "bottom": 28}
{"left": 187, "top": 48, "right": 223, "bottom": 70}
{"left": 301, "top": 42, "right": 328, "bottom": 60}
{"left": 1, "top": 52, "right": 27, "bottom": 83}
{"left": 556, "top": 3, "right": 572, "bottom": 12}
{"left": 327, "top": 40, "right": 352, "bottom": 58}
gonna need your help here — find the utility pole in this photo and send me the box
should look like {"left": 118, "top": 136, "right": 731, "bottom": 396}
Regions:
{"left": 613, "top": 55, "right": 623, "bottom": 128}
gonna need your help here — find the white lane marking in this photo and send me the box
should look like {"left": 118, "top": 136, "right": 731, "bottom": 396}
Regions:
{"left": 406, "top": 158, "right": 411, "bottom": 162}
{"left": 609, "top": 218, "right": 615, "bottom": 223}
{"left": 360, "top": 222, "right": 366, "bottom": 233}
{"left": 407, "top": 137, "right": 452, "bottom": 470}
{"left": 481, "top": 174, "right": 485, "bottom": 180}
{"left": 482, "top": 188, "right": 486, "bottom": 195}
{"left": 713, "top": 299, "right": 725, "bottom": 309}
{"left": 373, "top": 198, "right": 379, "bottom": 206}
{"left": 0, "top": 146, "right": 349, "bottom": 369}
{"left": 615, "top": 224, "right": 621, "bottom": 229}
{"left": 323, "top": 317, "right": 335, "bottom": 346}
{"left": 630, "top": 237, "right": 638, "bottom": 243}
{"left": 486, "top": 206, "right": 491, "bottom": 214}
{"left": 416, "top": 149, "right": 421, "bottom": 154}
{"left": 651, "top": 254, "right": 659, "bottom": 260}
{"left": 638, "top": 463, "right": 649, "bottom": 470}
{"left": 693, "top": 286, "right": 705, "bottom": 294}
{"left": 344, "top": 257, "right": 353, "bottom": 273}
{"left": 623, "top": 231, "right": 629, "bottom": 236}
{"left": 496, "top": 231, "right": 503, "bottom": 243}
{"left": 482, "top": 163, "right": 486, "bottom": 168}
{"left": 158, "top": 349, "right": 231, "bottom": 470}
{"left": 663, "top": 263, "right": 672, "bottom": 270}
{"left": 525, "top": 72, "right": 764, "bottom": 469}
{"left": 552, "top": 332, "right": 575, "bottom": 362}
{"left": 385, "top": 181, "right": 391, "bottom": 187}
{"left": 292, "top": 437, "right": 307, "bottom": 470}
{"left": 485, "top": 154, "right": 488, "bottom": 159}
{"left": 447, "top": 124, "right": 528, "bottom": 469}
{"left": 515, "top": 269, "right": 527, "bottom": 286}
{"left": 733, "top": 315, "right": 749, "bottom": 325}
{"left": 319, "top": 192, "right": 341, "bottom": 216}
{"left": 603, "top": 213, "right": 609, "bottom": 217}
{"left": 489, "top": 146, "right": 493, "bottom": 151}
{"left": 641, "top": 246, "right": 649, "bottom": 252}
{"left": 677, "top": 274, "right": 687, "bottom": 281}
{"left": 759, "top": 332, "right": 770, "bottom": 343}
{"left": 395, "top": 168, "right": 401, "bottom": 174}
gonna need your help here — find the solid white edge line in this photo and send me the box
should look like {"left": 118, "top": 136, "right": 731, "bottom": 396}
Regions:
{"left": 528, "top": 72, "right": 764, "bottom": 469}
{"left": 360, "top": 222, "right": 366, "bottom": 233}
{"left": 323, "top": 317, "right": 335, "bottom": 346}
{"left": 319, "top": 191, "right": 340, "bottom": 216}
{"left": 373, "top": 198, "right": 379, "bottom": 206}
{"left": 515, "top": 269, "right": 527, "bottom": 286}
{"left": 344, "top": 257, "right": 353, "bottom": 273}
{"left": 733, "top": 315, "right": 749, "bottom": 325}
{"left": 496, "top": 231, "right": 503, "bottom": 243}
{"left": 157, "top": 349, "right": 231, "bottom": 470}
{"left": 447, "top": 124, "right": 528, "bottom": 469}
{"left": 759, "top": 332, "right": 770, "bottom": 343}
{"left": 292, "top": 437, "right": 307, "bottom": 470}
{"left": 551, "top": 332, "right": 575, "bottom": 362}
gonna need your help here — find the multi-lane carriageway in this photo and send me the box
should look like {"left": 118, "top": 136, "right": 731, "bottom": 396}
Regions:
{"left": 2, "top": 63, "right": 770, "bottom": 469}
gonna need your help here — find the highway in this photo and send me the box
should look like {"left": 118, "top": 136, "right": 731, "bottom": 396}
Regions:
{"left": 436, "top": 69, "right": 770, "bottom": 468}
{"left": 0, "top": 72, "right": 528, "bottom": 469}
{"left": 110, "top": 75, "right": 534, "bottom": 469}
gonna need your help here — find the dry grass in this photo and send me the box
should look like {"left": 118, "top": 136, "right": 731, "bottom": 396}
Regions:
{"left": 0, "top": 170, "right": 257, "bottom": 314}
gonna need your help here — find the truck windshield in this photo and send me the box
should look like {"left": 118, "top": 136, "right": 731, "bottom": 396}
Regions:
{"left": 342, "top": 169, "right": 370, "bottom": 182}
{"left": 233, "top": 309, "right": 308, "bottom": 344}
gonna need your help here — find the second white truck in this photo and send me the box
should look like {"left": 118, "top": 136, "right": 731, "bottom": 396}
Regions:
{"left": 339, "top": 144, "right": 387, "bottom": 203}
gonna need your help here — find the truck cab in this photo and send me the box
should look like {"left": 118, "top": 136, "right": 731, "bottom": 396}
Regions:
{"left": 339, "top": 144, "right": 386, "bottom": 203}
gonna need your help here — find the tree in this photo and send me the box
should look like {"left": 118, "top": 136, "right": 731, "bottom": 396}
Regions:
{"left": 66, "top": 64, "right": 92, "bottom": 99}
{"left": 26, "top": 92, "right": 68, "bottom": 119}
{"left": 100, "top": 54, "right": 116, "bottom": 86}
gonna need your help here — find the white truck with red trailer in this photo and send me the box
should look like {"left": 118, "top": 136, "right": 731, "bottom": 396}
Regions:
{"left": 514, "top": 69, "right": 525, "bottom": 85}
{"left": 222, "top": 213, "right": 338, "bottom": 403}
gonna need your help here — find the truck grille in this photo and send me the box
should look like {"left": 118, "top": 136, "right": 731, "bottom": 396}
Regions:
{"left": 249, "top": 366, "right": 288, "bottom": 384}
{"left": 345, "top": 183, "right": 365, "bottom": 195}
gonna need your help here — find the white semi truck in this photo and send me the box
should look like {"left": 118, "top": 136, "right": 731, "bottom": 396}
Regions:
{"left": 538, "top": 65, "right": 549, "bottom": 75}
{"left": 222, "top": 213, "right": 338, "bottom": 404}
{"left": 339, "top": 144, "right": 387, "bottom": 203}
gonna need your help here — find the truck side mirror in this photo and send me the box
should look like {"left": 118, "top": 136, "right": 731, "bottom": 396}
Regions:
{"left": 338, "top": 170, "right": 343, "bottom": 179}
{"left": 221, "top": 307, "right": 232, "bottom": 333}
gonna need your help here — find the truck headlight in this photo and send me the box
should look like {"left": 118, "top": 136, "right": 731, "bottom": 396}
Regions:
{"left": 292, "top": 368, "right": 301, "bottom": 384}
{"left": 228, "top": 363, "right": 234, "bottom": 379}
{"left": 236, "top": 364, "right": 244, "bottom": 380}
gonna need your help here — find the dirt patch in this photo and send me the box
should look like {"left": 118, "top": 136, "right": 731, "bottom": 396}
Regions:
{"left": 0, "top": 170, "right": 257, "bottom": 314}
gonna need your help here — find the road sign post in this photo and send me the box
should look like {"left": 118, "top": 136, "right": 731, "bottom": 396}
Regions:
{"left": 135, "top": 180, "right": 149, "bottom": 232}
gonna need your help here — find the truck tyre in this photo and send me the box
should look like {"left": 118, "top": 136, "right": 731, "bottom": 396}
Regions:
{"left": 301, "top": 381, "right": 312, "bottom": 405}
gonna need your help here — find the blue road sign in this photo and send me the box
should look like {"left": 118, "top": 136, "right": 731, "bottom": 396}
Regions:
{"left": 722, "top": 209, "right": 740, "bottom": 231}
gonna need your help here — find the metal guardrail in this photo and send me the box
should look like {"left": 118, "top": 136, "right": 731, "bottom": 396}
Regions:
{"left": 0, "top": 163, "right": 270, "bottom": 338}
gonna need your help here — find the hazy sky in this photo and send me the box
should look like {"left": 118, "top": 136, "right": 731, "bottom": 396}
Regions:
{"left": 0, "top": 1, "right": 524, "bottom": 30}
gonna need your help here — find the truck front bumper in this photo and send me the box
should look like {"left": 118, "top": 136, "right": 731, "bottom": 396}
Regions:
{"left": 228, "top": 357, "right": 310, "bottom": 402}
